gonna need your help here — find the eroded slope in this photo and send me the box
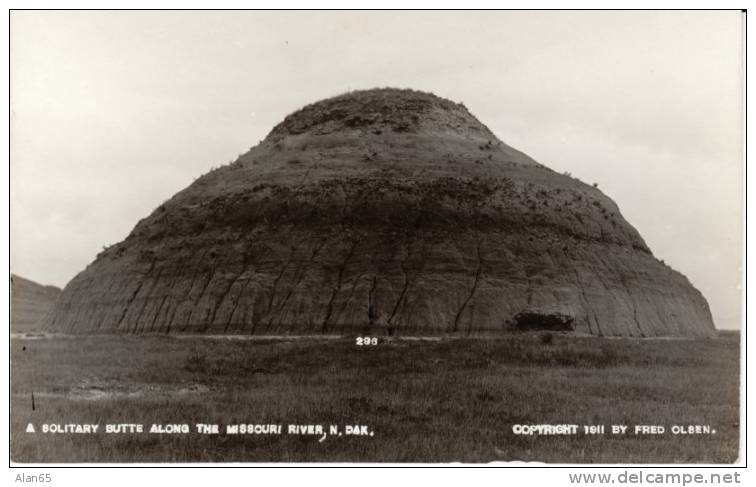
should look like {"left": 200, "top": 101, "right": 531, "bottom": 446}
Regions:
{"left": 46, "top": 89, "right": 715, "bottom": 337}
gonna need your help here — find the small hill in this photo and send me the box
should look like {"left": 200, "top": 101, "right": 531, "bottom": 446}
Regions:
{"left": 11, "top": 274, "right": 61, "bottom": 333}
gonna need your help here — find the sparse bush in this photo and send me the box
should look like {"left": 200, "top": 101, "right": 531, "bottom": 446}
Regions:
{"left": 183, "top": 351, "right": 208, "bottom": 374}
{"left": 540, "top": 332, "right": 554, "bottom": 345}
{"left": 476, "top": 390, "right": 497, "bottom": 402}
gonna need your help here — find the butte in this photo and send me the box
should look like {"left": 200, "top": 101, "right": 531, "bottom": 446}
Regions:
{"left": 45, "top": 88, "right": 716, "bottom": 337}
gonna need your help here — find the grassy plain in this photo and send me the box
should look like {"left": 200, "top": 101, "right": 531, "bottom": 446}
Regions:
{"left": 10, "top": 332, "right": 740, "bottom": 463}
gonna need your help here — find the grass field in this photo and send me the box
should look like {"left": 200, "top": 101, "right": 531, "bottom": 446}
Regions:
{"left": 10, "top": 332, "right": 740, "bottom": 463}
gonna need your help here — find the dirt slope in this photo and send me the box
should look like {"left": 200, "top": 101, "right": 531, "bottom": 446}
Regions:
{"left": 45, "top": 88, "right": 716, "bottom": 337}
{"left": 11, "top": 274, "right": 61, "bottom": 333}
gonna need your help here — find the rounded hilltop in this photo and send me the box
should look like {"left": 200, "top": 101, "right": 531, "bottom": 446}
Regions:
{"left": 267, "top": 88, "right": 496, "bottom": 139}
{"left": 46, "top": 88, "right": 716, "bottom": 337}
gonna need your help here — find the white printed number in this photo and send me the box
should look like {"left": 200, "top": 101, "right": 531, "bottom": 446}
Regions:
{"left": 355, "top": 337, "right": 378, "bottom": 346}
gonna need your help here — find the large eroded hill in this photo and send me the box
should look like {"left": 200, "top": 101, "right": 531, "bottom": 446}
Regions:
{"left": 45, "top": 89, "right": 715, "bottom": 337}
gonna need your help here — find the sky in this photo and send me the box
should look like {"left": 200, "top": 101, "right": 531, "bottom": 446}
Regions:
{"left": 9, "top": 11, "right": 743, "bottom": 329}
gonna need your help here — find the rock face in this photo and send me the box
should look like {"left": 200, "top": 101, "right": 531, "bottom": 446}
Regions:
{"left": 46, "top": 89, "right": 716, "bottom": 337}
{"left": 11, "top": 274, "right": 61, "bottom": 333}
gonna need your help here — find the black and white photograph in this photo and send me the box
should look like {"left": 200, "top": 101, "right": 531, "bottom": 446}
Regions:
{"left": 6, "top": 8, "right": 746, "bottom": 469}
